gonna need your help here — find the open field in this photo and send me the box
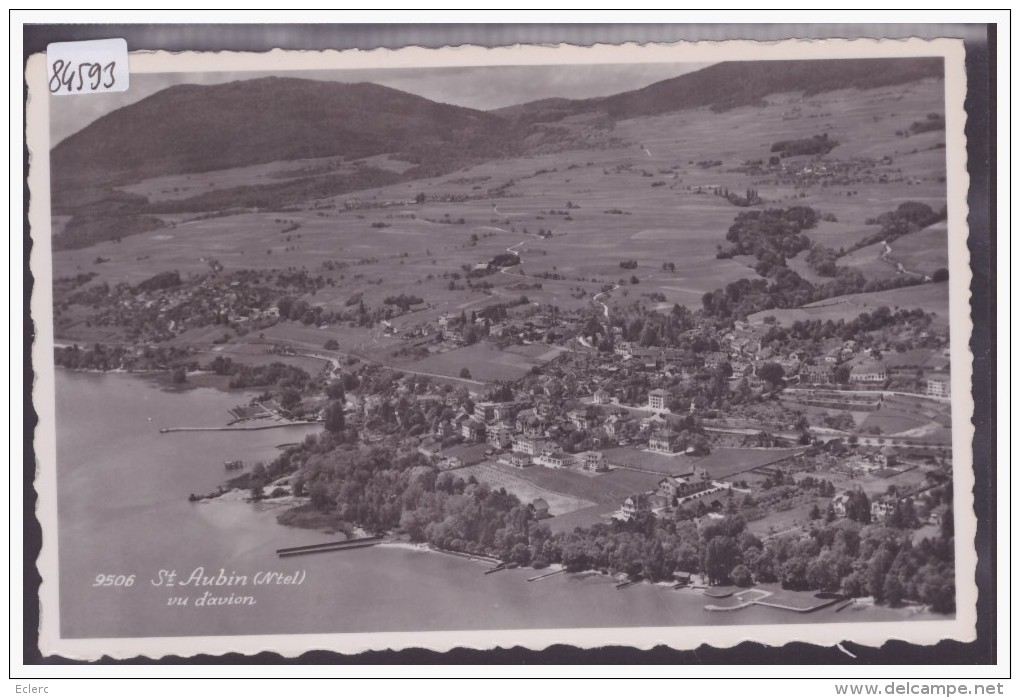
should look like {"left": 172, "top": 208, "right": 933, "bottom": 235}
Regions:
{"left": 192, "top": 346, "right": 330, "bottom": 375}
{"left": 505, "top": 465, "right": 661, "bottom": 506}
{"left": 458, "top": 462, "right": 594, "bottom": 516}
{"left": 839, "top": 241, "right": 903, "bottom": 281}
{"left": 602, "top": 447, "right": 699, "bottom": 475}
{"left": 886, "top": 221, "right": 950, "bottom": 277}
{"left": 696, "top": 448, "right": 804, "bottom": 480}
{"left": 748, "top": 281, "right": 949, "bottom": 328}
{"left": 544, "top": 503, "right": 620, "bottom": 534}
{"left": 55, "top": 76, "right": 949, "bottom": 339}
{"left": 400, "top": 342, "right": 566, "bottom": 383}
{"left": 859, "top": 409, "right": 930, "bottom": 436}
{"left": 746, "top": 497, "right": 829, "bottom": 538}
{"left": 119, "top": 154, "right": 417, "bottom": 203}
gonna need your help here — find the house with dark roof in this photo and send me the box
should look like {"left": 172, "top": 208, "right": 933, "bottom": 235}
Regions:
{"left": 460, "top": 419, "right": 487, "bottom": 441}
{"left": 510, "top": 452, "right": 532, "bottom": 468}
{"left": 530, "top": 498, "right": 551, "bottom": 519}
{"left": 648, "top": 430, "right": 683, "bottom": 454}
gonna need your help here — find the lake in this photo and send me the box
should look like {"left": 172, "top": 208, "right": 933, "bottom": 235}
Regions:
{"left": 54, "top": 369, "right": 934, "bottom": 639}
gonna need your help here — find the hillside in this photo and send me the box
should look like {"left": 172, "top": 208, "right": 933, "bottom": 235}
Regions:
{"left": 51, "top": 77, "right": 518, "bottom": 194}
{"left": 50, "top": 58, "right": 947, "bottom": 252}
{"left": 498, "top": 57, "right": 944, "bottom": 123}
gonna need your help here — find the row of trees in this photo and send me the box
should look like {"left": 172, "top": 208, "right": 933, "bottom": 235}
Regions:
{"left": 701, "top": 264, "right": 926, "bottom": 320}
{"left": 54, "top": 343, "right": 193, "bottom": 372}
{"left": 284, "top": 444, "right": 955, "bottom": 611}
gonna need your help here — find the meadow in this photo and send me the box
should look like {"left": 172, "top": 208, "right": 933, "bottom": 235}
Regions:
{"left": 748, "top": 282, "right": 949, "bottom": 328}
{"left": 52, "top": 75, "right": 951, "bottom": 387}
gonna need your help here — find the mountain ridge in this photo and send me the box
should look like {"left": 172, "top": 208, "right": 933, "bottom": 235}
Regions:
{"left": 51, "top": 58, "right": 945, "bottom": 216}
{"left": 495, "top": 57, "right": 944, "bottom": 123}
{"left": 51, "top": 76, "right": 518, "bottom": 193}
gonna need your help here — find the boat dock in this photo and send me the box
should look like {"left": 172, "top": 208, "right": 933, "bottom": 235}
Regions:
{"left": 704, "top": 589, "right": 845, "bottom": 613}
{"left": 276, "top": 535, "right": 385, "bottom": 558}
{"left": 161, "top": 420, "right": 319, "bottom": 434}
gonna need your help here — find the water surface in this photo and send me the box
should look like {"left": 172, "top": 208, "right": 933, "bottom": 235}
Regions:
{"left": 55, "top": 370, "right": 936, "bottom": 639}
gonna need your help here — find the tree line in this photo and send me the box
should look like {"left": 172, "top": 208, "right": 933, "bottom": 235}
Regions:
{"left": 277, "top": 442, "right": 955, "bottom": 612}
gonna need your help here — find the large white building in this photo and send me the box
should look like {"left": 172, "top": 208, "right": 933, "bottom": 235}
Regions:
{"left": 512, "top": 435, "right": 547, "bottom": 456}
{"left": 579, "top": 450, "right": 608, "bottom": 472}
{"left": 648, "top": 431, "right": 682, "bottom": 454}
{"left": 926, "top": 372, "right": 951, "bottom": 397}
{"left": 648, "top": 388, "right": 671, "bottom": 411}
{"left": 486, "top": 422, "right": 513, "bottom": 449}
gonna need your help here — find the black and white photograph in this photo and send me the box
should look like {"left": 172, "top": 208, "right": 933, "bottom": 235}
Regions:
{"left": 26, "top": 35, "right": 981, "bottom": 660}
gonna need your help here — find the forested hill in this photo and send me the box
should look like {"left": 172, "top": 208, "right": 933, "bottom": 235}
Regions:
{"left": 497, "top": 57, "right": 944, "bottom": 123}
{"left": 51, "top": 76, "right": 519, "bottom": 191}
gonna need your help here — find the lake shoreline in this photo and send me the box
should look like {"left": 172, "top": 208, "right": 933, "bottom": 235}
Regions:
{"left": 56, "top": 369, "right": 947, "bottom": 637}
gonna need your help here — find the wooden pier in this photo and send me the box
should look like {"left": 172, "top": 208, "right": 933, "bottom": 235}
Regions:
{"left": 275, "top": 535, "right": 385, "bottom": 558}
{"left": 160, "top": 420, "right": 319, "bottom": 434}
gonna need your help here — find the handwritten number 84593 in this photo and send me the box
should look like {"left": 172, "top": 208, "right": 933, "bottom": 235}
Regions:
{"left": 49, "top": 58, "right": 116, "bottom": 93}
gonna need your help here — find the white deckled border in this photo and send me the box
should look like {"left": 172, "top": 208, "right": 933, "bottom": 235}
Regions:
{"left": 26, "top": 36, "right": 977, "bottom": 661}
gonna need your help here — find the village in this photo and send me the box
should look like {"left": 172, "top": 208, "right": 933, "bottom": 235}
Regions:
{"left": 217, "top": 280, "right": 953, "bottom": 546}
{"left": 52, "top": 232, "right": 954, "bottom": 550}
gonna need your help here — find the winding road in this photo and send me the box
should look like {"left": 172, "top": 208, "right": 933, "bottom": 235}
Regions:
{"left": 592, "top": 284, "right": 621, "bottom": 319}
{"left": 881, "top": 240, "right": 930, "bottom": 281}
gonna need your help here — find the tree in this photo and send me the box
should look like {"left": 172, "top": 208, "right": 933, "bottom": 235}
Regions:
{"left": 324, "top": 339, "right": 339, "bottom": 350}
{"left": 323, "top": 400, "right": 346, "bottom": 434}
{"left": 703, "top": 536, "right": 740, "bottom": 585}
{"left": 459, "top": 368, "right": 472, "bottom": 379}
{"left": 279, "top": 389, "right": 301, "bottom": 410}
{"left": 730, "top": 564, "right": 753, "bottom": 587}
{"left": 932, "top": 268, "right": 949, "bottom": 282}
{"left": 845, "top": 490, "right": 872, "bottom": 524}
{"left": 171, "top": 367, "right": 187, "bottom": 384}
{"left": 325, "top": 380, "right": 346, "bottom": 401}
{"left": 758, "top": 361, "right": 786, "bottom": 387}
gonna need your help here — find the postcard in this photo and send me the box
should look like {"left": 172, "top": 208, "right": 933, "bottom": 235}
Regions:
{"left": 27, "top": 36, "right": 978, "bottom": 659}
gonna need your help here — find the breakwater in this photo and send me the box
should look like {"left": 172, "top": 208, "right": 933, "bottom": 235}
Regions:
{"left": 160, "top": 421, "right": 319, "bottom": 434}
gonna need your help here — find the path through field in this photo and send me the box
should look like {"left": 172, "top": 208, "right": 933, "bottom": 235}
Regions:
{"left": 881, "top": 241, "right": 930, "bottom": 281}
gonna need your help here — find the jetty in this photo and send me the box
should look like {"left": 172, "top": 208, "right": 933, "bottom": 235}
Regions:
{"left": 704, "top": 589, "right": 771, "bottom": 611}
{"left": 427, "top": 547, "right": 503, "bottom": 565}
{"left": 160, "top": 420, "right": 320, "bottom": 434}
{"left": 755, "top": 596, "right": 843, "bottom": 613}
{"left": 527, "top": 569, "right": 565, "bottom": 582}
{"left": 275, "top": 535, "right": 384, "bottom": 558}
{"left": 703, "top": 588, "right": 845, "bottom": 613}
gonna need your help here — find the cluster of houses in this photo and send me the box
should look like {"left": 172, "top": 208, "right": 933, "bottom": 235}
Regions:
{"left": 620, "top": 467, "right": 732, "bottom": 520}
{"left": 831, "top": 488, "right": 947, "bottom": 527}
{"left": 800, "top": 343, "right": 952, "bottom": 395}
{"left": 413, "top": 383, "right": 711, "bottom": 474}
{"left": 400, "top": 309, "right": 575, "bottom": 347}
{"left": 591, "top": 323, "right": 949, "bottom": 400}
